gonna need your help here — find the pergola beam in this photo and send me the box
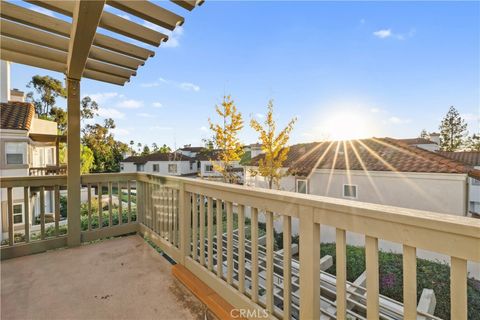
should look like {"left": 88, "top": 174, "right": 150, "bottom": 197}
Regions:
{"left": 67, "top": 0, "right": 105, "bottom": 79}
{"left": 107, "top": 0, "right": 184, "bottom": 30}
{"left": 28, "top": 0, "right": 169, "bottom": 46}
{"left": 172, "top": 0, "right": 205, "bottom": 11}
{"left": 1, "top": 19, "right": 144, "bottom": 71}
{"left": 1, "top": 2, "right": 154, "bottom": 62}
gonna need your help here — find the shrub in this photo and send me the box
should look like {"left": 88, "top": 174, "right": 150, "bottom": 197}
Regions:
{"left": 319, "top": 243, "right": 480, "bottom": 319}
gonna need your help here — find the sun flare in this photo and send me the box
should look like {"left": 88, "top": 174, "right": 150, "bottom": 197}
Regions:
{"left": 321, "top": 112, "right": 374, "bottom": 141}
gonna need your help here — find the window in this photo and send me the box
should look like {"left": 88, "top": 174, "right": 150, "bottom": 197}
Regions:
{"left": 205, "top": 164, "right": 214, "bottom": 172}
{"left": 470, "top": 201, "right": 480, "bottom": 214}
{"left": 168, "top": 164, "right": 177, "bottom": 173}
{"left": 136, "top": 164, "right": 145, "bottom": 172}
{"left": 296, "top": 179, "right": 308, "bottom": 194}
{"left": 6, "top": 142, "right": 27, "bottom": 164}
{"left": 472, "top": 178, "right": 480, "bottom": 186}
{"left": 190, "top": 162, "right": 194, "bottom": 170}
{"left": 120, "top": 164, "right": 124, "bottom": 171}
{"left": 13, "top": 204, "right": 23, "bottom": 224}
{"left": 343, "top": 184, "right": 358, "bottom": 198}
{"left": 153, "top": 164, "right": 159, "bottom": 172}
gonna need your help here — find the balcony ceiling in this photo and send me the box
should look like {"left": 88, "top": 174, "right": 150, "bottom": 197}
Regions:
{"left": 0, "top": 0, "right": 203, "bottom": 86}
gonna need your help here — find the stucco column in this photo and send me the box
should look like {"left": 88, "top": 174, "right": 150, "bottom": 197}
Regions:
{"left": 67, "top": 77, "right": 81, "bottom": 247}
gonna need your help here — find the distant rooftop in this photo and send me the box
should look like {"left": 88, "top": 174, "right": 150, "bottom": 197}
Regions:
{"left": 397, "top": 138, "right": 437, "bottom": 145}
{"left": 248, "top": 137, "right": 480, "bottom": 179}
{"left": 437, "top": 151, "right": 480, "bottom": 167}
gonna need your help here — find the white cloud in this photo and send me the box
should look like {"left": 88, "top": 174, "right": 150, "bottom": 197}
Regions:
{"left": 141, "top": 77, "right": 200, "bottom": 92}
{"left": 28, "top": 5, "right": 55, "bottom": 17}
{"left": 118, "top": 14, "right": 131, "bottom": 21}
{"left": 373, "top": 28, "right": 416, "bottom": 40}
{"left": 152, "top": 102, "right": 163, "bottom": 108}
{"left": 150, "top": 126, "right": 173, "bottom": 131}
{"left": 85, "top": 92, "right": 121, "bottom": 104}
{"left": 137, "top": 112, "right": 156, "bottom": 118}
{"left": 256, "top": 113, "right": 265, "bottom": 119}
{"left": 200, "top": 126, "right": 208, "bottom": 132}
{"left": 111, "top": 128, "right": 130, "bottom": 137}
{"left": 388, "top": 116, "right": 411, "bottom": 124}
{"left": 142, "top": 22, "right": 184, "bottom": 48}
{"left": 116, "top": 99, "right": 143, "bottom": 109}
{"left": 179, "top": 82, "right": 200, "bottom": 92}
{"left": 370, "top": 107, "right": 384, "bottom": 113}
{"left": 373, "top": 29, "right": 392, "bottom": 39}
{"left": 97, "top": 108, "right": 125, "bottom": 119}
{"left": 461, "top": 113, "right": 480, "bottom": 121}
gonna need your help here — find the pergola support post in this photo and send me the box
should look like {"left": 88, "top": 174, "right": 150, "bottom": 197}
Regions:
{"left": 67, "top": 77, "right": 81, "bottom": 247}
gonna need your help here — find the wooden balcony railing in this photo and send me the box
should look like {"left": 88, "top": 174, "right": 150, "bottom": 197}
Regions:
{"left": 29, "top": 166, "right": 67, "bottom": 176}
{"left": 1, "top": 173, "right": 479, "bottom": 319}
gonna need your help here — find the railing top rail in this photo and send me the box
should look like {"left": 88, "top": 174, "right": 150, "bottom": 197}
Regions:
{"left": 139, "top": 173, "right": 480, "bottom": 240}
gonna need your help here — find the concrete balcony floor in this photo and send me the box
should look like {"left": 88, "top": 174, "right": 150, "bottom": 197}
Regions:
{"left": 1, "top": 235, "right": 211, "bottom": 320}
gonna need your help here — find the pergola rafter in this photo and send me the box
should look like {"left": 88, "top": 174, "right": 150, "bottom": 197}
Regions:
{"left": 0, "top": 0, "right": 203, "bottom": 246}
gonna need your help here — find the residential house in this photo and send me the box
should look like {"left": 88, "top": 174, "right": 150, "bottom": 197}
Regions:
{"left": 1, "top": 96, "right": 65, "bottom": 239}
{"left": 397, "top": 137, "right": 439, "bottom": 151}
{"left": 437, "top": 151, "right": 480, "bottom": 217}
{"left": 246, "top": 138, "right": 479, "bottom": 217}
{"left": 120, "top": 152, "right": 196, "bottom": 176}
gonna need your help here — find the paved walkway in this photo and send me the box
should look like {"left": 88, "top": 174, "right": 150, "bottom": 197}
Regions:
{"left": 1, "top": 235, "right": 210, "bottom": 320}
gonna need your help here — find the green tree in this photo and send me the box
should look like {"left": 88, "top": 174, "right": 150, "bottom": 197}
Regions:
{"left": 419, "top": 129, "right": 428, "bottom": 139}
{"left": 151, "top": 143, "right": 159, "bottom": 152}
{"left": 82, "top": 118, "right": 129, "bottom": 172}
{"left": 59, "top": 144, "right": 94, "bottom": 174}
{"left": 141, "top": 145, "right": 151, "bottom": 155}
{"left": 250, "top": 100, "right": 296, "bottom": 189}
{"left": 439, "top": 106, "right": 468, "bottom": 151}
{"left": 159, "top": 144, "right": 171, "bottom": 153}
{"left": 26, "top": 75, "right": 66, "bottom": 116}
{"left": 49, "top": 96, "right": 98, "bottom": 134}
{"left": 465, "top": 134, "right": 480, "bottom": 151}
{"left": 208, "top": 95, "right": 244, "bottom": 183}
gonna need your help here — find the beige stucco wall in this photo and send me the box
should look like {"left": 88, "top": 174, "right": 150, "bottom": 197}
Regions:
{"left": 29, "top": 118, "right": 57, "bottom": 135}
{"left": 309, "top": 169, "right": 467, "bottom": 216}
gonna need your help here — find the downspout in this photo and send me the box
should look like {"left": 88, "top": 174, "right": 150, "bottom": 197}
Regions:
{"left": 465, "top": 175, "right": 469, "bottom": 217}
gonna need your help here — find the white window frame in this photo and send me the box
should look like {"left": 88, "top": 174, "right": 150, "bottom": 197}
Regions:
{"left": 6, "top": 142, "right": 27, "bottom": 165}
{"left": 136, "top": 164, "right": 145, "bottom": 172}
{"left": 205, "top": 164, "right": 214, "bottom": 172}
{"left": 296, "top": 179, "right": 308, "bottom": 194}
{"left": 471, "top": 178, "right": 480, "bottom": 186}
{"left": 168, "top": 164, "right": 177, "bottom": 173}
{"left": 343, "top": 184, "right": 358, "bottom": 199}
{"left": 153, "top": 164, "right": 160, "bottom": 172}
{"left": 13, "top": 203, "right": 24, "bottom": 225}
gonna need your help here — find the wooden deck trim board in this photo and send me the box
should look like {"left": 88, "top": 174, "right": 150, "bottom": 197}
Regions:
{"left": 172, "top": 264, "right": 248, "bottom": 320}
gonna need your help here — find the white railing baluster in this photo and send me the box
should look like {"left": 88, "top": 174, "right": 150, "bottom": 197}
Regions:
{"left": 207, "top": 197, "right": 214, "bottom": 271}
{"left": 403, "top": 245, "right": 417, "bottom": 319}
{"left": 108, "top": 182, "right": 113, "bottom": 227}
{"left": 199, "top": 195, "right": 205, "bottom": 266}
{"left": 266, "top": 210, "right": 274, "bottom": 314}
{"left": 192, "top": 193, "right": 198, "bottom": 261}
{"left": 98, "top": 183, "right": 103, "bottom": 229}
{"left": 216, "top": 199, "right": 223, "bottom": 278}
{"left": 226, "top": 201, "right": 233, "bottom": 285}
{"left": 7, "top": 187, "right": 13, "bottom": 246}
{"left": 54, "top": 185, "right": 60, "bottom": 235}
{"left": 238, "top": 204, "right": 245, "bottom": 294}
{"left": 87, "top": 184, "right": 92, "bottom": 230}
{"left": 24, "top": 187, "right": 30, "bottom": 243}
{"left": 251, "top": 207, "right": 259, "bottom": 303}
{"left": 336, "top": 228, "right": 347, "bottom": 320}
{"left": 40, "top": 186, "right": 45, "bottom": 239}
{"left": 365, "top": 235, "right": 379, "bottom": 320}
{"left": 127, "top": 180, "right": 131, "bottom": 223}
{"left": 451, "top": 257, "right": 467, "bottom": 319}
{"left": 118, "top": 182, "right": 122, "bottom": 225}
{"left": 283, "top": 215, "right": 292, "bottom": 320}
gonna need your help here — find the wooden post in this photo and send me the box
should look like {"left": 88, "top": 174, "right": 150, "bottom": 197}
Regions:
{"left": 299, "top": 205, "right": 320, "bottom": 320}
{"left": 67, "top": 77, "right": 81, "bottom": 247}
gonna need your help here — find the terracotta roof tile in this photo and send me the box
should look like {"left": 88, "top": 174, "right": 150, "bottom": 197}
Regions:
{"left": 123, "top": 152, "right": 194, "bottom": 164}
{"left": 249, "top": 138, "right": 480, "bottom": 179}
{"left": 397, "top": 138, "right": 437, "bottom": 145}
{"left": 0, "top": 102, "right": 35, "bottom": 130}
{"left": 436, "top": 151, "right": 480, "bottom": 167}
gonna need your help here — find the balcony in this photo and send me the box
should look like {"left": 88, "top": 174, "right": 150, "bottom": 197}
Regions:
{"left": 29, "top": 165, "right": 67, "bottom": 176}
{"left": 1, "top": 173, "right": 479, "bottom": 319}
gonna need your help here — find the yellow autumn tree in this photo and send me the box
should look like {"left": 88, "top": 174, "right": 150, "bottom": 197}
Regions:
{"left": 208, "top": 95, "right": 244, "bottom": 183}
{"left": 250, "top": 100, "right": 296, "bottom": 189}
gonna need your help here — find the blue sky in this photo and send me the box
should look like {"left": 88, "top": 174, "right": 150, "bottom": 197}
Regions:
{"left": 9, "top": 1, "right": 480, "bottom": 148}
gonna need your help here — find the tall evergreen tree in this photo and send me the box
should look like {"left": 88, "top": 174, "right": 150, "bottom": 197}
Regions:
{"left": 439, "top": 106, "right": 467, "bottom": 151}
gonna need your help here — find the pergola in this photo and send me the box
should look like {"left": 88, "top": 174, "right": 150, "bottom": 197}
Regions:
{"left": 0, "top": 0, "right": 203, "bottom": 246}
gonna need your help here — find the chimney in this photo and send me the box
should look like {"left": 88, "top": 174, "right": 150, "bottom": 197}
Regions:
{"left": 1, "top": 60, "right": 11, "bottom": 103}
{"left": 429, "top": 132, "right": 440, "bottom": 145}
{"left": 10, "top": 89, "right": 25, "bottom": 102}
